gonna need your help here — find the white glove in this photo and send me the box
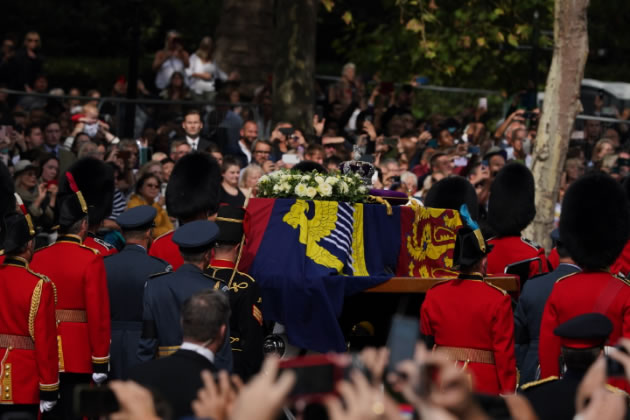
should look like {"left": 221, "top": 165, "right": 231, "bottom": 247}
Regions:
{"left": 92, "top": 372, "right": 108, "bottom": 384}
{"left": 40, "top": 400, "right": 57, "bottom": 412}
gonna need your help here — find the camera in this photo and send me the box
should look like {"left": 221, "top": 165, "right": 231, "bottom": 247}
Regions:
{"left": 606, "top": 345, "right": 629, "bottom": 378}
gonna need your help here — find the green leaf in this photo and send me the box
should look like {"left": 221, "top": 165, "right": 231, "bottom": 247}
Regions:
{"left": 421, "top": 12, "right": 437, "bottom": 23}
{"left": 507, "top": 33, "right": 518, "bottom": 47}
{"left": 406, "top": 18, "right": 424, "bottom": 33}
{"left": 494, "top": 8, "right": 504, "bottom": 16}
{"left": 320, "top": 0, "right": 334, "bottom": 13}
{"left": 476, "top": 37, "right": 486, "bottom": 47}
{"left": 341, "top": 11, "right": 353, "bottom": 25}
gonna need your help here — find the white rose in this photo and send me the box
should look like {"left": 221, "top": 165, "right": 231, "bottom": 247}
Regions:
{"left": 358, "top": 185, "right": 368, "bottom": 194}
{"left": 325, "top": 176, "right": 338, "bottom": 185}
{"left": 306, "top": 186, "right": 318, "bottom": 199}
{"left": 273, "top": 183, "right": 282, "bottom": 192}
{"left": 338, "top": 181, "right": 349, "bottom": 194}
{"left": 302, "top": 175, "right": 311, "bottom": 182}
{"left": 315, "top": 176, "right": 325, "bottom": 184}
{"left": 259, "top": 175, "right": 270, "bottom": 183}
{"left": 280, "top": 182, "right": 291, "bottom": 192}
{"left": 318, "top": 182, "right": 333, "bottom": 197}
{"left": 295, "top": 183, "right": 308, "bottom": 197}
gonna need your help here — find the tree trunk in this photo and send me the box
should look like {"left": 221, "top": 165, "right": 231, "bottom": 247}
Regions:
{"left": 525, "top": 0, "right": 590, "bottom": 251}
{"left": 214, "top": 0, "right": 275, "bottom": 96}
{"left": 272, "top": 0, "right": 317, "bottom": 132}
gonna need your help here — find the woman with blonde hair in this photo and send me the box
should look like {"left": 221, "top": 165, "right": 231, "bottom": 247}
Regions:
{"left": 186, "top": 36, "right": 227, "bottom": 101}
{"left": 239, "top": 164, "right": 264, "bottom": 198}
{"left": 590, "top": 138, "right": 615, "bottom": 167}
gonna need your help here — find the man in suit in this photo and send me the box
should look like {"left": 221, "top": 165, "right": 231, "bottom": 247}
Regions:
{"left": 41, "top": 120, "right": 76, "bottom": 179}
{"left": 514, "top": 229, "right": 580, "bottom": 385}
{"left": 104, "top": 205, "right": 172, "bottom": 379}
{"left": 129, "top": 289, "right": 230, "bottom": 420}
{"left": 138, "top": 220, "right": 232, "bottom": 372}
{"left": 181, "top": 109, "right": 211, "bottom": 152}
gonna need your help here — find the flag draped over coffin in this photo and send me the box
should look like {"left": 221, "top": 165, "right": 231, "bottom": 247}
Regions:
{"left": 240, "top": 198, "right": 401, "bottom": 352}
{"left": 239, "top": 198, "right": 463, "bottom": 352}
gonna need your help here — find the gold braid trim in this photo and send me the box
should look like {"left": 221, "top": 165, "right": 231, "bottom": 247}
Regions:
{"left": 28, "top": 280, "right": 44, "bottom": 341}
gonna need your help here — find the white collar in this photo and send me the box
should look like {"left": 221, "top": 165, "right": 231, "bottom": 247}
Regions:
{"left": 180, "top": 341, "right": 215, "bottom": 363}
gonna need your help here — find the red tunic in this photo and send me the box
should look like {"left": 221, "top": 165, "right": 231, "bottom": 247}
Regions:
{"left": 30, "top": 234, "right": 111, "bottom": 374}
{"left": 611, "top": 240, "right": 630, "bottom": 278}
{"left": 420, "top": 273, "right": 517, "bottom": 394}
{"left": 539, "top": 271, "right": 630, "bottom": 378}
{"left": 85, "top": 235, "right": 118, "bottom": 257}
{"left": 547, "top": 248, "right": 560, "bottom": 271}
{"left": 0, "top": 257, "right": 59, "bottom": 404}
{"left": 148, "top": 230, "right": 183, "bottom": 270}
{"left": 487, "top": 236, "right": 548, "bottom": 280}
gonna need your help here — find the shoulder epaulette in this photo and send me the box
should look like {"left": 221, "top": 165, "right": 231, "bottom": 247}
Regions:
{"left": 521, "top": 237, "right": 542, "bottom": 250}
{"left": 92, "top": 237, "right": 115, "bottom": 250}
{"left": 483, "top": 280, "right": 507, "bottom": 295}
{"left": 26, "top": 267, "right": 51, "bottom": 283}
{"left": 80, "top": 244, "right": 100, "bottom": 255}
{"left": 154, "top": 230, "right": 173, "bottom": 242}
{"left": 520, "top": 376, "right": 558, "bottom": 391}
{"left": 613, "top": 273, "right": 630, "bottom": 287}
{"left": 203, "top": 272, "right": 227, "bottom": 285}
{"left": 555, "top": 271, "right": 580, "bottom": 283}
{"left": 150, "top": 256, "right": 173, "bottom": 271}
{"left": 149, "top": 271, "right": 172, "bottom": 279}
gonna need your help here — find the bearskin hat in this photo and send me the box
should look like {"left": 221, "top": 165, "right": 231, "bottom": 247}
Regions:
{"left": 57, "top": 158, "right": 114, "bottom": 226}
{"left": 560, "top": 172, "right": 629, "bottom": 270}
{"left": 487, "top": 162, "right": 536, "bottom": 236}
{"left": 166, "top": 152, "right": 221, "bottom": 221}
{"left": 424, "top": 176, "right": 479, "bottom": 221}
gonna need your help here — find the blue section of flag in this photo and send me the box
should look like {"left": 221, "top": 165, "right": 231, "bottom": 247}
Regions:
{"left": 248, "top": 199, "right": 401, "bottom": 352}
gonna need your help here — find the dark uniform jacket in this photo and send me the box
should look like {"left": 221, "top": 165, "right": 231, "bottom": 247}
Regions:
{"left": 137, "top": 263, "right": 233, "bottom": 371}
{"left": 514, "top": 263, "right": 581, "bottom": 385}
{"left": 30, "top": 234, "right": 111, "bottom": 374}
{"left": 521, "top": 371, "right": 581, "bottom": 420}
{"left": 128, "top": 348, "right": 217, "bottom": 420}
{"left": 104, "top": 244, "right": 171, "bottom": 379}
{"left": 0, "top": 257, "right": 59, "bottom": 404}
{"left": 207, "top": 259, "right": 263, "bottom": 381}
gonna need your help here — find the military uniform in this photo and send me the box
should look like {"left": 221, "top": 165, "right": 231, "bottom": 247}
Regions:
{"left": 207, "top": 259, "right": 263, "bottom": 380}
{"left": 85, "top": 232, "right": 117, "bottom": 257}
{"left": 486, "top": 236, "right": 548, "bottom": 279}
{"left": 31, "top": 234, "right": 111, "bottom": 374}
{"left": 148, "top": 230, "right": 183, "bottom": 270}
{"left": 421, "top": 272, "right": 517, "bottom": 394}
{"left": 0, "top": 256, "right": 59, "bottom": 407}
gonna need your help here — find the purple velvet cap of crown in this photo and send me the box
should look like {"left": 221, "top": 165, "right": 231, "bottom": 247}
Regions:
{"left": 369, "top": 188, "right": 409, "bottom": 205}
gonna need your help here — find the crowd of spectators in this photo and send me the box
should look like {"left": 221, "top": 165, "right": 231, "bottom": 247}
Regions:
{"left": 2, "top": 29, "right": 630, "bottom": 242}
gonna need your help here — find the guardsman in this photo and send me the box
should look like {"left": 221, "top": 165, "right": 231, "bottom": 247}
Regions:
{"left": 149, "top": 153, "right": 221, "bottom": 269}
{"left": 65, "top": 157, "right": 118, "bottom": 256}
{"left": 30, "top": 170, "right": 111, "bottom": 419}
{"left": 486, "top": 162, "right": 548, "bottom": 279}
{"left": 421, "top": 205, "right": 517, "bottom": 395}
{"left": 539, "top": 172, "right": 630, "bottom": 380}
{"left": 0, "top": 192, "right": 58, "bottom": 416}
{"left": 522, "top": 313, "right": 613, "bottom": 420}
{"left": 104, "top": 206, "right": 172, "bottom": 379}
{"left": 206, "top": 205, "right": 263, "bottom": 381}
{"left": 138, "top": 220, "right": 233, "bottom": 371}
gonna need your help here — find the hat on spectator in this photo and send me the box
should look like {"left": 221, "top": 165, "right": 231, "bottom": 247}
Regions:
{"left": 483, "top": 146, "right": 508, "bottom": 162}
{"left": 423, "top": 176, "right": 479, "bottom": 221}
{"left": 166, "top": 152, "right": 221, "bottom": 221}
{"left": 554, "top": 313, "right": 612, "bottom": 349}
{"left": 215, "top": 205, "right": 245, "bottom": 245}
{"left": 13, "top": 160, "right": 37, "bottom": 178}
{"left": 487, "top": 162, "right": 535, "bottom": 236}
{"left": 116, "top": 205, "right": 157, "bottom": 232}
{"left": 57, "top": 158, "right": 114, "bottom": 227}
{"left": 172, "top": 220, "right": 220, "bottom": 254}
{"left": 560, "top": 172, "right": 630, "bottom": 270}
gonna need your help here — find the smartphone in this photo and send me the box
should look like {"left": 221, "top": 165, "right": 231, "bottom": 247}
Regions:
{"left": 279, "top": 127, "right": 295, "bottom": 136}
{"left": 282, "top": 153, "right": 300, "bottom": 165}
{"left": 607, "top": 345, "right": 629, "bottom": 378}
{"left": 279, "top": 354, "right": 347, "bottom": 401}
{"left": 387, "top": 315, "right": 419, "bottom": 373}
{"left": 74, "top": 386, "right": 119, "bottom": 417}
